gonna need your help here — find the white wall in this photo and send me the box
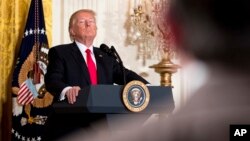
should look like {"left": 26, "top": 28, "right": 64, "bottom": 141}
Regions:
{"left": 52, "top": 0, "right": 186, "bottom": 109}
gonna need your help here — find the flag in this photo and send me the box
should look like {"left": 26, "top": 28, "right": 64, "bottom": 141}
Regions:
{"left": 17, "top": 78, "right": 39, "bottom": 105}
{"left": 11, "top": 0, "right": 53, "bottom": 140}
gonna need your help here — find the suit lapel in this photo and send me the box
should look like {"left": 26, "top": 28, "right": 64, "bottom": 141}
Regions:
{"left": 94, "top": 48, "right": 105, "bottom": 84}
{"left": 70, "top": 42, "right": 91, "bottom": 84}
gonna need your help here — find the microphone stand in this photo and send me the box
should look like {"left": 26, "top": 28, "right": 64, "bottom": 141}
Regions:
{"left": 111, "top": 46, "right": 126, "bottom": 85}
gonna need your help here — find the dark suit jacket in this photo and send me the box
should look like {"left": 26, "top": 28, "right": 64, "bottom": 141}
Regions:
{"left": 45, "top": 42, "right": 148, "bottom": 100}
{"left": 44, "top": 42, "right": 148, "bottom": 140}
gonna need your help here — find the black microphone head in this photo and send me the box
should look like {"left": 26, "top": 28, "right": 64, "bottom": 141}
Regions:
{"left": 110, "top": 46, "right": 115, "bottom": 52}
{"left": 100, "top": 44, "right": 109, "bottom": 50}
{"left": 100, "top": 44, "right": 112, "bottom": 54}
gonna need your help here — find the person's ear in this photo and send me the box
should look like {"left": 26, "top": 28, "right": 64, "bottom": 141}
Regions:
{"left": 70, "top": 28, "right": 75, "bottom": 36}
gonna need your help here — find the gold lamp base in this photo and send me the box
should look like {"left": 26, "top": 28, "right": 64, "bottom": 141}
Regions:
{"left": 150, "top": 57, "right": 180, "bottom": 87}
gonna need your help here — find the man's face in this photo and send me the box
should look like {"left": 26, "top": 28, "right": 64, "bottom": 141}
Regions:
{"left": 71, "top": 12, "right": 97, "bottom": 41}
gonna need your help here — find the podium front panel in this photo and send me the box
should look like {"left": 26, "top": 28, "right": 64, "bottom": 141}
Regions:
{"left": 53, "top": 85, "right": 175, "bottom": 114}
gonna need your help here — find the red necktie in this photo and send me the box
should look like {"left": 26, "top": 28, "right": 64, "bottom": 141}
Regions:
{"left": 85, "top": 49, "right": 97, "bottom": 85}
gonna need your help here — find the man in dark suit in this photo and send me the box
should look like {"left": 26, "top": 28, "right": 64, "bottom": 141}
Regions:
{"left": 44, "top": 9, "right": 148, "bottom": 140}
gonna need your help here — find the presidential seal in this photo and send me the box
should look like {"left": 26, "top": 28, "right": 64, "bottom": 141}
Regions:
{"left": 122, "top": 80, "right": 150, "bottom": 112}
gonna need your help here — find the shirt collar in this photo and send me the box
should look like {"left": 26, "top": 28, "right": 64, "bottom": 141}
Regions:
{"left": 75, "top": 41, "right": 94, "bottom": 54}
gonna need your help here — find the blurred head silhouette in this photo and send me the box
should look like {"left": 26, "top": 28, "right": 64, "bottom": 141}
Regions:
{"left": 167, "top": 0, "right": 250, "bottom": 69}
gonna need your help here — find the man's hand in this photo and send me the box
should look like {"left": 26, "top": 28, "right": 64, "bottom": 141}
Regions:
{"left": 65, "top": 86, "right": 80, "bottom": 104}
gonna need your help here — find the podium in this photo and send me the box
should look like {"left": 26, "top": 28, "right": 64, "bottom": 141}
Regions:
{"left": 52, "top": 85, "right": 175, "bottom": 132}
{"left": 53, "top": 85, "right": 175, "bottom": 114}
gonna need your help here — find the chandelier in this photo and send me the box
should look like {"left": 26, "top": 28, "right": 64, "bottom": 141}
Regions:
{"left": 126, "top": 0, "right": 180, "bottom": 86}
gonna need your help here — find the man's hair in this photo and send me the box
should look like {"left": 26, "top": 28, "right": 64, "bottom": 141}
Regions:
{"left": 168, "top": 0, "right": 250, "bottom": 67}
{"left": 68, "top": 9, "right": 96, "bottom": 41}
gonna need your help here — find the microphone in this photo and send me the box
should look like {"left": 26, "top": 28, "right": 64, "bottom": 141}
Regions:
{"left": 100, "top": 44, "right": 126, "bottom": 84}
{"left": 110, "top": 46, "right": 126, "bottom": 84}
{"left": 100, "top": 44, "right": 120, "bottom": 63}
{"left": 100, "top": 44, "right": 112, "bottom": 54}
{"left": 110, "top": 46, "right": 122, "bottom": 64}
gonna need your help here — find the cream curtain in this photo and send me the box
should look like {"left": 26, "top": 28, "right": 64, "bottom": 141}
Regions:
{"left": 0, "top": 0, "right": 51, "bottom": 123}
